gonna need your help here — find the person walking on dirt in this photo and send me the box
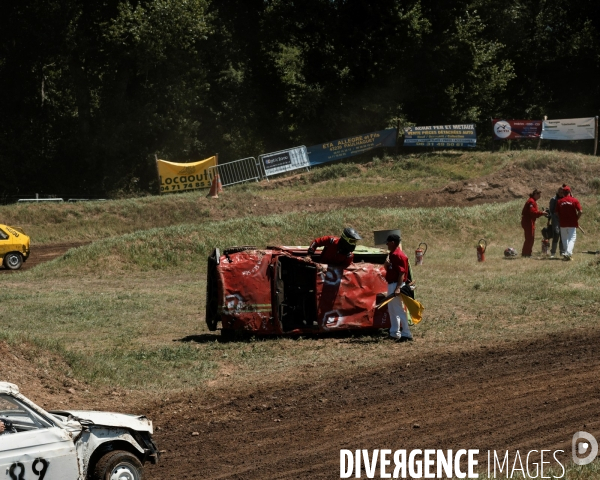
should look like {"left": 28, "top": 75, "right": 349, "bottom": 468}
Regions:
{"left": 548, "top": 186, "right": 565, "bottom": 258}
{"left": 383, "top": 234, "right": 412, "bottom": 342}
{"left": 555, "top": 185, "right": 582, "bottom": 261}
{"left": 307, "top": 227, "right": 362, "bottom": 268}
{"left": 521, "top": 188, "right": 547, "bottom": 257}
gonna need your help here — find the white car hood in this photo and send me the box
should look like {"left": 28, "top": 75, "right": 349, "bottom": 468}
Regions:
{"left": 50, "top": 410, "right": 153, "bottom": 433}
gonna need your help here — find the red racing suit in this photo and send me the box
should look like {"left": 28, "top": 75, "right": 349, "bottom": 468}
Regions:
{"left": 308, "top": 236, "right": 354, "bottom": 268}
{"left": 521, "top": 196, "right": 546, "bottom": 256}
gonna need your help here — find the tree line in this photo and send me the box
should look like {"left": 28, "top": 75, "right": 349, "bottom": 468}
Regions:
{"left": 1, "top": 0, "right": 598, "bottom": 197}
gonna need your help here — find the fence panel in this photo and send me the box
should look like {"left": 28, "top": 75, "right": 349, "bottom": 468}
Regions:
{"left": 208, "top": 157, "right": 262, "bottom": 187}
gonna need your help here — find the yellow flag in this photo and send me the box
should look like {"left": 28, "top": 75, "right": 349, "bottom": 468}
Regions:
{"left": 156, "top": 156, "right": 217, "bottom": 194}
{"left": 401, "top": 294, "right": 424, "bottom": 324}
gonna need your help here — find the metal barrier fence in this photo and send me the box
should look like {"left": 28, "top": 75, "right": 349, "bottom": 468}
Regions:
{"left": 17, "top": 198, "right": 64, "bottom": 203}
{"left": 207, "top": 157, "right": 262, "bottom": 187}
{"left": 259, "top": 145, "right": 310, "bottom": 180}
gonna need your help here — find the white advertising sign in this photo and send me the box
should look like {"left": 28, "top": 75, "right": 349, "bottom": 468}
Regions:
{"left": 541, "top": 117, "right": 596, "bottom": 140}
{"left": 260, "top": 145, "right": 310, "bottom": 178}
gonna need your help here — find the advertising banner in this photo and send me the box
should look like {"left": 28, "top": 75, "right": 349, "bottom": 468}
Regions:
{"left": 156, "top": 156, "right": 216, "bottom": 194}
{"left": 403, "top": 124, "right": 476, "bottom": 147}
{"left": 260, "top": 146, "right": 309, "bottom": 178}
{"left": 541, "top": 117, "right": 596, "bottom": 140}
{"left": 263, "top": 151, "right": 292, "bottom": 170}
{"left": 492, "top": 119, "right": 542, "bottom": 140}
{"left": 307, "top": 129, "right": 397, "bottom": 166}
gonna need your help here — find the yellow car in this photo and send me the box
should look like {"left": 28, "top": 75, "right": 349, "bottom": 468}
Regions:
{"left": 0, "top": 224, "right": 30, "bottom": 270}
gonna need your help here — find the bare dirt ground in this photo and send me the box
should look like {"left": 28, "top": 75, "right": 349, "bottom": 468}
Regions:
{"left": 6, "top": 328, "right": 599, "bottom": 479}
{"left": 141, "top": 329, "right": 599, "bottom": 479}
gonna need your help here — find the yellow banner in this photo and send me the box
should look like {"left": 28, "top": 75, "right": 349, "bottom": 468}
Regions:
{"left": 156, "top": 156, "right": 216, "bottom": 194}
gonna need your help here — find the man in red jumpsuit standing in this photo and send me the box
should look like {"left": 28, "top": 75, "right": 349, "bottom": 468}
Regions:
{"left": 383, "top": 233, "right": 412, "bottom": 342}
{"left": 307, "top": 227, "right": 362, "bottom": 268}
{"left": 521, "top": 188, "right": 547, "bottom": 257}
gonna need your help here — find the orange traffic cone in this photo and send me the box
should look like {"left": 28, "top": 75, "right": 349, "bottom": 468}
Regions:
{"left": 216, "top": 173, "right": 223, "bottom": 193}
{"left": 207, "top": 175, "right": 219, "bottom": 198}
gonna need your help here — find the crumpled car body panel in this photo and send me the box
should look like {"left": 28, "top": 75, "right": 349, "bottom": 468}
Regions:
{"left": 206, "top": 246, "right": 390, "bottom": 335}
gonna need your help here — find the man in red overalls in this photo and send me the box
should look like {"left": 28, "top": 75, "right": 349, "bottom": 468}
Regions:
{"left": 307, "top": 227, "right": 362, "bottom": 268}
{"left": 383, "top": 233, "right": 412, "bottom": 342}
{"left": 521, "top": 188, "right": 547, "bottom": 257}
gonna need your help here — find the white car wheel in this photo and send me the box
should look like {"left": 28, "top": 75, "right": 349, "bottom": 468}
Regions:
{"left": 110, "top": 463, "right": 140, "bottom": 480}
{"left": 92, "top": 450, "right": 143, "bottom": 480}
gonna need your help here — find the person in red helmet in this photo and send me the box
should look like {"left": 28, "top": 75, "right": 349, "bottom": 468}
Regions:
{"left": 555, "top": 185, "right": 582, "bottom": 260}
{"left": 307, "top": 227, "right": 362, "bottom": 268}
{"left": 521, "top": 188, "right": 548, "bottom": 257}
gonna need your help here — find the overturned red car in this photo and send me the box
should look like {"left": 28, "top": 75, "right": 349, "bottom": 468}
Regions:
{"left": 206, "top": 245, "right": 392, "bottom": 336}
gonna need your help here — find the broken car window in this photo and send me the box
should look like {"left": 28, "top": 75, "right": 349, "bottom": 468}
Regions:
{"left": 0, "top": 394, "right": 53, "bottom": 432}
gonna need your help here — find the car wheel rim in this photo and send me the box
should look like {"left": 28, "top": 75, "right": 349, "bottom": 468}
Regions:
{"left": 109, "top": 463, "right": 140, "bottom": 480}
{"left": 7, "top": 255, "right": 19, "bottom": 268}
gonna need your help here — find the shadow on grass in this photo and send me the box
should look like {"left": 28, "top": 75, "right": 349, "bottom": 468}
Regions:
{"left": 175, "top": 329, "right": 390, "bottom": 344}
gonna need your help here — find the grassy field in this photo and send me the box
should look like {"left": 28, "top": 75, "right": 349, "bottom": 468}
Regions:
{"left": 2, "top": 149, "right": 599, "bottom": 244}
{"left": 1, "top": 196, "right": 599, "bottom": 390}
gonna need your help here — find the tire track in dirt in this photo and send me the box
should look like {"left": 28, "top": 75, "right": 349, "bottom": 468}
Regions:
{"left": 146, "top": 330, "right": 600, "bottom": 479}
{"left": 0, "top": 242, "right": 88, "bottom": 273}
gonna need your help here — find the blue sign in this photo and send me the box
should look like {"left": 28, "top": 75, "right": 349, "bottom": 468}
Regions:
{"left": 403, "top": 124, "right": 477, "bottom": 148}
{"left": 307, "top": 129, "right": 397, "bottom": 166}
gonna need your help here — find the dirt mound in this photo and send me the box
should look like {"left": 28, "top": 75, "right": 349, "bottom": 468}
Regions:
{"left": 143, "top": 329, "right": 600, "bottom": 478}
{"left": 1, "top": 341, "right": 139, "bottom": 412}
{"left": 0, "top": 341, "right": 83, "bottom": 407}
{"left": 211, "top": 163, "right": 598, "bottom": 218}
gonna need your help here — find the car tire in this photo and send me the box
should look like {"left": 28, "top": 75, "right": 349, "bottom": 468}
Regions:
{"left": 3, "top": 252, "right": 23, "bottom": 270}
{"left": 91, "top": 450, "right": 144, "bottom": 480}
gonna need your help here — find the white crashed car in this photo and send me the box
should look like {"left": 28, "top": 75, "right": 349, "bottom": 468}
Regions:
{"left": 0, "top": 382, "right": 158, "bottom": 480}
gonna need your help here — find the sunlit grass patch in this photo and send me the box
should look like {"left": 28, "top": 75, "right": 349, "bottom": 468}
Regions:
{"left": 1, "top": 197, "right": 599, "bottom": 390}
{"left": 3, "top": 150, "right": 598, "bottom": 245}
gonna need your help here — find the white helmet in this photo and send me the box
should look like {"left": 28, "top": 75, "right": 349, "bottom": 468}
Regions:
{"left": 504, "top": 247, "right": 517, "bottom": 257}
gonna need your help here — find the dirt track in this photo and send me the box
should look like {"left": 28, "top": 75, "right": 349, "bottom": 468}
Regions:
{"left": 145, "top": 329, "right": 600, "bottom": 478}
{"left": 0, "top": 242, "right": 87, "bottom": 274}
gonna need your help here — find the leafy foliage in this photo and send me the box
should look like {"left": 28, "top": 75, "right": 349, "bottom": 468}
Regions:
{"left": 1, "top": 0, "right": 599, "bottom": 196}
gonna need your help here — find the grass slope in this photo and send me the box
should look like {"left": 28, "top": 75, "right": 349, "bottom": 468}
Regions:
{"left": 1, "top": 199, "right": 599, "bottom": 391}
{"left": 2, "top": 150, "right": 599, "bottom": 244}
